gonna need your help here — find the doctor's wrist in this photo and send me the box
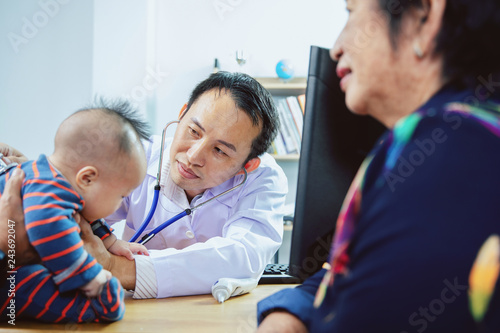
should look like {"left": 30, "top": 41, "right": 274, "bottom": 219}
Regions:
{"left": 108, "top": 253, "right": 136, "bottom": 291}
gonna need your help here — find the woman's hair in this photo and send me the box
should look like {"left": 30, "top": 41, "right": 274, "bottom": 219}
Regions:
{"left": 378, "top": 0, "right": 500, "bottom": 89}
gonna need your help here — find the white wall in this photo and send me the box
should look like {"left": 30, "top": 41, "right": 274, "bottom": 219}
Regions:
{"left": 154, "top": 0, "right": 347, "bottom": 133}
{"left": 92, "top": 0, "right": 153, "bottom": 122}
{"left": 0, "top": 0, "right": 94, "bottom": 159}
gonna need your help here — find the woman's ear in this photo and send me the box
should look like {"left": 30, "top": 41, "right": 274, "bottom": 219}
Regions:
{"left": 75, "top": 166, "right": 99, "bottom": 191}
{"left": 237, "top": 157, "right": 261, "bottom": 175}
{"left": 178, "top": 103, "right": 188, "bottom": 120}
{"left": 414, "top": 0, "right": 446, "bottom": 58}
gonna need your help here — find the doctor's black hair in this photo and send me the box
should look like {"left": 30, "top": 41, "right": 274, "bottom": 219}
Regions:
{"left": 377, "top": 0, "right": 500, "bottom": 89}
{"left": 182, "top": 71, "right": 279, "bottom": 163}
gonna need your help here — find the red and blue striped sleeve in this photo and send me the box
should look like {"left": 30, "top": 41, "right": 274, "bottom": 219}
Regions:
{"left": 21, "top": 157, "right": 102, "bottom": 293}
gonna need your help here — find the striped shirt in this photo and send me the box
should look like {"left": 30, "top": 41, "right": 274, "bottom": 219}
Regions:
{"left": 0, "top": 154, "right": 102, "bottom": 292}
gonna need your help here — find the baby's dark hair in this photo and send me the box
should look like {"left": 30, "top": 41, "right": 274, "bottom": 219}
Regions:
{"left": 78, "top": 97, "right": 151, "bottom": 153}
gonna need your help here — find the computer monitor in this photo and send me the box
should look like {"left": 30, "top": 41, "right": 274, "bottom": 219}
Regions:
{"left": 288, "top": 46, "right": 387, "bottom": 281}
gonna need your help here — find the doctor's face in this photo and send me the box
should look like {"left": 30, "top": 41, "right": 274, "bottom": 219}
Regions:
{"left": 169, "top": 89, "right": 261, "bottom": 200}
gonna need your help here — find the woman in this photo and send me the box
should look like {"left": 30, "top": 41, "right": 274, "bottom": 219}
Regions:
{"left": 258, "top": 0, "right": 500, "bottom": 332}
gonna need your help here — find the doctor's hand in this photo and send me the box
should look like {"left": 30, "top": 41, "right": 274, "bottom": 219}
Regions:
{"left": 0, "top": 168, "right": 40, "bottom": 265}
{"left": 79, "top": 216, "right": 137, "bottom": 290}
{"left": 257, "top": 311, "right": 308, "bottom": 333}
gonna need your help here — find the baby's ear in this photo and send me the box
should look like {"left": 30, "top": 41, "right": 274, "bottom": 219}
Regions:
{"left": 76, "top": 166, "right": 99, "bottom": 188}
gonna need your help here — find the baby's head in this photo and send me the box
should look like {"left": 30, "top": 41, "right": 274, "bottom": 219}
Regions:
{"left": 50, "top": 100, "right": 150, "bottom": 222}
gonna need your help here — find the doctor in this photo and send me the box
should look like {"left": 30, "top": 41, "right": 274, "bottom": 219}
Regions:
{"left": 0, "top": 71, "right": 287, "bottom": 299}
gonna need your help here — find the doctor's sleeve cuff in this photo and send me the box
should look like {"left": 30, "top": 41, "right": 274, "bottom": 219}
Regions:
{"left": 132, "top": 254, "right": 158, "bottom": 299}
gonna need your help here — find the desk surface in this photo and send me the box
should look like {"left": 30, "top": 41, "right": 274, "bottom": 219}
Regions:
{"left": 1, "top": 284, "right": 296, "bottom": 332}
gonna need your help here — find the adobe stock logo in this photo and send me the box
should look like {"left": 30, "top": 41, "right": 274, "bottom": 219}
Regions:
{"left": 400, "top": 277, "right": 468, "bottom": 333}
{"left": 213, "top": 0, "right": 244, "bottom": 21}
{"left": 384, "top": 127, "right": 448, "bottom": 192}
{"left": 7, "top": 0, "right": 71, "bottom": 54}
{"left": 122, "top": 65, "right": 168, "bottom": 108}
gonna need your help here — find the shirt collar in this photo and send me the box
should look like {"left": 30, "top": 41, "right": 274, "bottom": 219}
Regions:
{"left": 417, "top": 84, "right": 476, "bottom": 111}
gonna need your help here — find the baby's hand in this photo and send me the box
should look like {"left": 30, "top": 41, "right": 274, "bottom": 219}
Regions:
{"left": 108, "top": 239, "right": 149, "bottom": 260}
{"left": 80, "top": 269, "right": 112, "bottom": 298}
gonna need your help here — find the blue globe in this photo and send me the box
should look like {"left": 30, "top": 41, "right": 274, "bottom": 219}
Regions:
{"left": 276, "top": 59, "right": 295, "bottom": 81}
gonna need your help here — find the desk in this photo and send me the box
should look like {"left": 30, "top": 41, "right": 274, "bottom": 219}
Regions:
{"left": 1, "top": 284, "right": 296, "bottom": 332}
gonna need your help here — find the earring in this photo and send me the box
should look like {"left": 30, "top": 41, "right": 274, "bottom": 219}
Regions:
{"left": 414, "top": 43, "right": 424, "bottom": 58}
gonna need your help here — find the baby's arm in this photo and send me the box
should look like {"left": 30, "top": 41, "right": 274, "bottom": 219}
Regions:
{"left": 93, "top": 220, "right": 149, "bottom": 260}
{"left": 102, "top": 233, "right": 118, "bottom": 250}
{"left": 107, "top": 238, "right": 149, "bottom": 260}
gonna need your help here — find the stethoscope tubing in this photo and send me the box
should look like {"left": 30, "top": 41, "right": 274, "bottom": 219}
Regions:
{"left": 128, "top": 120, "right": 179, "bottom": 244}
{"left": 137, "top": 209, "right": 190, "bottom": 245}
{"left": 128, "top": 185, "right": 160, "bottom": 243}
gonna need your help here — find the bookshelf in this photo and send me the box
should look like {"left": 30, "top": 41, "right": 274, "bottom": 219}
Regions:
{"left": 256, "top": 77, "right": 306, "bottom": 210}
{"left": 256, "top": 77, "right": 307, "bottom": 161}
{"left": 256, "top": 77, "right": 307, "bottom": 95}
{"left": 272, "top": 154, "right": 300, "bottom": 161}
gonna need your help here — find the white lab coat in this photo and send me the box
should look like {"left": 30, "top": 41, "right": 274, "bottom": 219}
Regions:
{"left": 106, "top": 135, "right": 287, "bottom": 298}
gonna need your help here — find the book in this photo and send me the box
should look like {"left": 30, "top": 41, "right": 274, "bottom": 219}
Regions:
{"left": 275, "top": 97, "right": 299, "bottom": 154}
{"left": 286, "top": 96, "right": 304, "bottom": 138}
{"left": 277, "top": 98, "right": 301, "bottom": 153}
{"left": 273, "top": 132, "right": 288, "bottom": 155}
{"left": 297, "top": 94, "right": 306, "bottom": 113}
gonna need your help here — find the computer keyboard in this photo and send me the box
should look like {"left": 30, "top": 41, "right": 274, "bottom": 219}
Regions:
{"left": 258, "top": 264, "right": 302, "bottom": 284}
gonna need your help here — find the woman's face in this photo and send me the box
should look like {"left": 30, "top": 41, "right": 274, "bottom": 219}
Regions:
{"left": 331, "top": 0, "right": 424, "bottom": 127}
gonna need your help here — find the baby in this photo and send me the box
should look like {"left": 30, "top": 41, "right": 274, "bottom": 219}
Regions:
{"left": 0, "top": 101, "right": 149, "bottom": 322}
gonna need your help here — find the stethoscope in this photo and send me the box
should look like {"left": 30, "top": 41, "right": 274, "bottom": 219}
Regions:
{"left": 129, "top": 120, "right": 248, "bottom": 245}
